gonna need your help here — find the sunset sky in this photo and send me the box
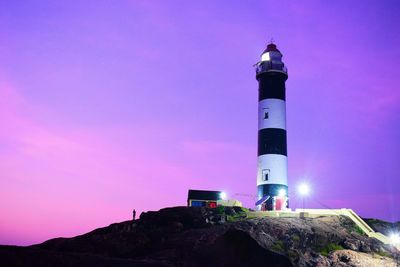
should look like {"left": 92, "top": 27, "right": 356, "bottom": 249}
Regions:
{"left": 1, "top": 0, "right": 399, "bottom": 246}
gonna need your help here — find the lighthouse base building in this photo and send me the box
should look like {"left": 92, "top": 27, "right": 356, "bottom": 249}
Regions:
{"left": 254, "top": 43, "right": 289, "bottom": 211}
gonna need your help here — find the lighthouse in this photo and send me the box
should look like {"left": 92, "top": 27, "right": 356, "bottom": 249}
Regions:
{"left": 255, "top": 43, "right": 289, "bottom": 211}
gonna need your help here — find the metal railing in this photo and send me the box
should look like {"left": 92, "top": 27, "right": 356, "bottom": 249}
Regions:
{"left": 256, "top": 61, "right": 288, "bottom": 75}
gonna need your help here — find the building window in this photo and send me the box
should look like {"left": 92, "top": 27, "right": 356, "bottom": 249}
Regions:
{"left": 262, "top": 169, "right": 270, "bottom": 181}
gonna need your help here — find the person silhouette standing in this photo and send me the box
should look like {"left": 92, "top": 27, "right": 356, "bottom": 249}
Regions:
{"left": 132, "top": 209, "right": 136, "bottom": 220}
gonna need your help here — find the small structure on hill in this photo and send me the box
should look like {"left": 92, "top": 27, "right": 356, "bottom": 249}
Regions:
{"left": 187, "top": 189, "right": 223, "bottom": 208}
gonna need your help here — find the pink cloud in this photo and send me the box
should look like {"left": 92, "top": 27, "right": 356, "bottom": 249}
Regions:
{"left": 0, "top": 82, "right": 198, "bottom": 245}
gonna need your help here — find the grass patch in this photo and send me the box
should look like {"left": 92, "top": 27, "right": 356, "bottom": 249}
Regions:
{"left": 287, "top": 250, "right": 298, "bottom": 260}
{"left": 376, "top": 251, "right": 392, "bottom": 258}
{"left": 226, "top": 214, "right": 242, "bottom": 222}
{"left": 291, "top": 234, "right": 300, "bottom": 242}
{"left": 237, "top": 207, "right": 249, "bottom": 212}
{"left": 215, "top": 206, "right": 225, "bottom": 214}
{"left": 271, "top": 240, "right": 285, "bottom": 252}
{"left": 353, "top": 225, "right": 365, "bottom": 235}
{"left": 320, "top": 243, "right": 344, "bottom": 257}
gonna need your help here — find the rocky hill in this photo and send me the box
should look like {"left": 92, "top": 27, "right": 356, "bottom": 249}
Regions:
{"left": 364, "top": 218, "right": 400, "bottom": 237}
{"left": 1, "top": 206, "right": 399, "bottom": 266}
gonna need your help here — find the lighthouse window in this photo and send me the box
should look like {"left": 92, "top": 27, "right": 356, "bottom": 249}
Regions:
{"left": 261, "top": 52, "right": 270, "bottom": 62}
{"left": 264, "top": 108, "right": 269, "bottom": 120}
{"left": 262, "top": 169, "right": 270, "bottom": 181}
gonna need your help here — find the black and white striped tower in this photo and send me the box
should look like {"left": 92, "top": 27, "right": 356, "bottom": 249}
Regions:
{"left": 255, "top": 43, "right": 288, "bottom": 211}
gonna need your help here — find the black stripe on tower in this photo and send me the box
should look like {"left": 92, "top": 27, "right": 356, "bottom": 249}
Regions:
{"left": 257, "top": 128, "right": 287, "bottom": 156}
{"left": 257, "top": 184, "right": 288, "bottom": 199}
{"left": 257, "top": 72, "right": 287, "bottom": 101}
{"left": 257, "top": 184, "right": 289, "bottom": 210}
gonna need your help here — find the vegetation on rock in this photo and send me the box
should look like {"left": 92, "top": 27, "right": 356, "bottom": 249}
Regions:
{"left": 320, "top": 243, "right": 344, "bottom": 257}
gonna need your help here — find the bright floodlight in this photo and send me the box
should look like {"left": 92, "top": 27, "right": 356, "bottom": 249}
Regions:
{"left": 389, "top": 232, "right": 400, "bottom": 245}
{"left": 220, "top": 192, "right": 227, "bottom": 200}
{"left": 298, "top": 183, "right": 310, "bottom": 196}
{"left": 278, "top": 189, "right": 286, "bottom": 197}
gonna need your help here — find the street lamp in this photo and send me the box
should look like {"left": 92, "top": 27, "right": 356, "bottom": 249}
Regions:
{"left": 297, "top": 182, "right": 310, "bottom": 211}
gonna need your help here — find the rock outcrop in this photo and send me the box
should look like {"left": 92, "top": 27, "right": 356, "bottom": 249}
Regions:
{"left": 364, "top": 218, "right": 400, "bottom": 236}
{"left": 0, "top": 206, "right": 399, "bottom": 266}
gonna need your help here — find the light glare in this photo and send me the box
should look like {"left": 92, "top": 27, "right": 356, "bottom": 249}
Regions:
{"left": 220, "top": 192, "right": 227, "bottom": 200}
{"left": 298, "top": 183, "right": 310, "bottom": 196}
{"left": 278, "top": 189, "right": 286, "bottom": 197}
{"left": 389, "top": 233, "right": 400, "bottom": 245}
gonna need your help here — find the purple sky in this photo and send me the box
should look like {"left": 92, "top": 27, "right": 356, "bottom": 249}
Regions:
{"left": 1, "top": 1, "right": 400, "bottom": 246}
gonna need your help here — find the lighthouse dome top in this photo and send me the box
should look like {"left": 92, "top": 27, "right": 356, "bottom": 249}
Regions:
{"left": 262, "top": 43, "right": 281, "bottom": 53}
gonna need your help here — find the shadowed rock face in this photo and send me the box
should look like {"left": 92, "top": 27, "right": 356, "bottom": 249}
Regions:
{"left": 0, "top": 207, "right": 398, "bottom": 267}
{"left": 0, "top": 230, "right": 294, "bottom": 267}
{"left": 190, "top": 229, "right": 293, "bottom": 267}
{"left": 0, "top": 245, "right": 171, "bottom": 267}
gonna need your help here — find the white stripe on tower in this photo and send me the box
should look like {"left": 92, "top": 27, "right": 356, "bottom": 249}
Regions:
{"left": 257, "top": 155, "right": 287, "bottom": 185}
{"left": 258, "top": 99, "right": 286, "bottom": 130}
